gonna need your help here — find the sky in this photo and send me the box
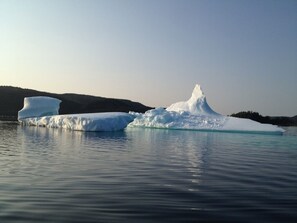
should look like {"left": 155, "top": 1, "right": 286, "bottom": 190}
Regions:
{"left": 0, "top": 0, "right": 296, "bottom": 116}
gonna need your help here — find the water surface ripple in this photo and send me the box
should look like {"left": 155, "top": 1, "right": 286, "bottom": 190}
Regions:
{"left": 0, "top": 122, "right": 297, "bottom": 222}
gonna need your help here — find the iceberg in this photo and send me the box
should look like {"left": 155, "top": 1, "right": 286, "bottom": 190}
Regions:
{"left": 17, "top": 86, "right": 285, "bottom": 134}
{"left": 18, "top": 96, "right": 134, "bottom": 131}
{"left": 166, "top": 84, "right": 219, "bottom": 116}
{"left": 18, "top": 96, "right": 61, "bottom": 120}
{"left": 129, "top": 84, "right": 285, "bottom": 134}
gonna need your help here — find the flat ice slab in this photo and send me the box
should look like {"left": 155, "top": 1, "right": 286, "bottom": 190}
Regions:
{"left": 20, "top": 112, "right": 134, "bottom": 131}
{"left": 129, "top": 84, "right": 285, "bottom": 134}
{"left": 18, "top": 96, "right": 134, "bottom": 131}
{"left": 129, "top": 109, "right": 284, "bottom": 134}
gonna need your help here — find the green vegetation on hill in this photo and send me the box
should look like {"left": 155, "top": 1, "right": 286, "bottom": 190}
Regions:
{"left": 0, "top": 86, "right": 152, "bottom": 121}
{"left": 230, "top": 111, "right": 297, "bottom": 126}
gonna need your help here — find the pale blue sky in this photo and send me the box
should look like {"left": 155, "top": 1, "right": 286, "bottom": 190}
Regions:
{"left": 0, "top": 0, "right": 296, "bottom": 116}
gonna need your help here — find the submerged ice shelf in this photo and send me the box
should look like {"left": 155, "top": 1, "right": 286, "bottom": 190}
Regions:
{"left": 129, "top": 84, "right": 285, "bottom": 134}
{"left": 18, "top": 85, "right": 284, "bottom": 133}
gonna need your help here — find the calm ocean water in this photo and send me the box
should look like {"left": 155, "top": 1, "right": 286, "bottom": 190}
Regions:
{"left": 0, "top": 121, "right": 297, "bottom": 223}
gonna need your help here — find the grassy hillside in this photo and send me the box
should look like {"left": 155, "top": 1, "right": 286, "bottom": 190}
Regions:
{"left": 0, "top": 86, "right": 152, "bottom": 120}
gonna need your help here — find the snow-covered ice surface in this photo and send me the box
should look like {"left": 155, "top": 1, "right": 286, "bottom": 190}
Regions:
{"left": 18, "top": 97, "right": 134, "bottom": 131}
{"left": 129, "top": 84, "right": 285, "bottom": 134}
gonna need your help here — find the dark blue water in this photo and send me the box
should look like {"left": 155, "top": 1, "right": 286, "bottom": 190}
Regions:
{"left": 1, "top": 122, "right": 297, "bottom": 223}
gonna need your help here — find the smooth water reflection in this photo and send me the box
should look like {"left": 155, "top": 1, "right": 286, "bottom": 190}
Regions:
{"left": 0, "top": 122, "right": 297, "bottom": 222}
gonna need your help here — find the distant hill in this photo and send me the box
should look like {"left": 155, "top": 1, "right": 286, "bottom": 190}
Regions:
{"left": 0, "top": 86, "right": 152, "bottom": 121}
{"left": 230, "top": 111, "right": 297, "bottom": 126}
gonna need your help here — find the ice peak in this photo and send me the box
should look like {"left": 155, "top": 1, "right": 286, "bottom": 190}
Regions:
{"left": 166, "top": 84, "right": 220, "bottom": 116}
{"left": 189, "top": 84, "right": 205, "bottom": 101}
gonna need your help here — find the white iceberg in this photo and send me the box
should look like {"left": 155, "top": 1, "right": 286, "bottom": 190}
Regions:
{"left": 18, "top": 96, "right": 61, "bottom": 120}
{"left": 167, "top": 84, "right": 219, "bottom": 116}
{"left": 129, "top": 84, "right": 285, "bottom": 134}
{"left": 18, "top": 96, "right": 134, "bottom": 131}
{"left": 18, "top": 86, "right": 285, "bottom": 134}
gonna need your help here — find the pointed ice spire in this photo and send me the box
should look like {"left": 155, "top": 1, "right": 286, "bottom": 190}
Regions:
{"left": 188, "top": 84, "right": 205, "bottom": 103}
{"left": 166, "top": 84, "right": 220, "bottom": 116}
